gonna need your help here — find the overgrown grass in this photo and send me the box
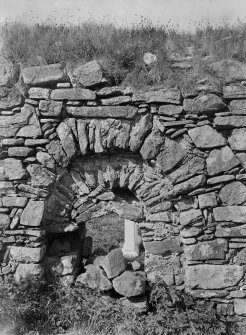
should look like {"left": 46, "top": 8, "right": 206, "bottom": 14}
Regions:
{"left": 0, "top": 278, "right": 238, "bottom": 335}
{"left": 2, "top": 18, "right": 246, "bottom": 88}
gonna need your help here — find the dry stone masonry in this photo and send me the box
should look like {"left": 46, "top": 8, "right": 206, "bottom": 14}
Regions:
{"left": 2, "top": 58, "right": 246, "bottom": 314}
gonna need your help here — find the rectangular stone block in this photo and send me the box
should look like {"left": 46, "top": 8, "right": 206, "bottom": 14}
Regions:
{"left": 2, "top": 196, "right": 27, "bottom": 207}
{"left": 28, "top": 87, "right": 51, "bottom": 99}
{"left": 223, "top": 85, "right": 246, "bottom": 99}
{"left": 216, "top": 225, "right": 246, "bottom": 238}
{"left": 9, "top": 246, "right": 46, "bottom": 263}
{"left": 213, "top": 206, "right": 246, "bottom": 223}
{"left": 51, "top": 88, "right": 95, "bottom": 101}
{"left": 20, "top": 200, "right": 45, "bottom": 227}
{"left": 67, "top": 106, "right": 138, "bottom": 119}
{"left": 184, "top": 239, "right": 227, "bottom": 260}
{"left": 22, "top": 63, "right": 66, "bottom": 86}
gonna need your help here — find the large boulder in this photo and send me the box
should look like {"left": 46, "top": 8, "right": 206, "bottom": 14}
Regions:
{"left": 129, "top": 114, "right": 152, "bottom": 151}
{"left": 188, "top": 125, "right": 226, "bottom": 149}
{"left": 211, "top": 59, "right": 246, "bottom": 83}
{"left": 0, "top": 86, "right": 22, "bottom": 110}
{"left": 21, "top": 63, "right": 67, "bottom": 86}
{"left": 76, "top": 264, "right": 112, "bottom": 291}
{"left": 112, "top": 271, "right": 146, "bottom": 297}
{"left": 206, "top": 146, "right": 239, "bottom": 176}
{"left": 185, "top": 264, "right": 244, "bottom": 289}
{"left": 0, "top": 56, "right": 19, "bottom": 86}
{"left": 219, "top": 181, "right": 246, "bottom": 205}
{"left": 101, "top": 249, "right": 126, "bottom": 279}
{"left": 73, "top": 60, "right": 105, "bottom": 87}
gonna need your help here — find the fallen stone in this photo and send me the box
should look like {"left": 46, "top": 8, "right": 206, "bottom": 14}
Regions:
{"left": 8, "top": 147, "right": 35, "bottom": 157}
{"left": 219, "top": 181, "right": 246, "bottom": 205}
{"left": 2, "top": 197, "right": 27, "bottom": 207}
{"left": 229, "top": 128, "right": 246, "bottom": 150}
{"left": 112, "top": 271, "right": 146, "bottom": 297}
{"left": 39, "top": 100, "right": 63, "bottom": 117}
{"left": 129, "top": 113, "right": 152, "bottom": 151}
{"left": 185, "top": 264, "right": 244, "bottom": 289}
{"left": 206, "top": 146, "right": 239, "bottom": 176}
{"left": 28, "top": 87, "right": 51, "bottom": 99}
{"left": 143, "top": 52, "right": 157, "bottom": 66}
{"left": 179, "top": 209, "right": 203, "bottom": 226}
{"left": 56, "top": 121, "right": 76, "bottom": 159}
{"left": 0, "top": 158, "right": 28, "bottom": 180}
{"left": 0, "top": 214, "right": 10, "bottom": 229}
{"left": 51, "top": 88, "right": 95, "bottom": 100}
{"left": 20, "top": 200, "right": 45, "bottom": 227}
{"left": 144, "top": 239, "right": 182, "bottom": 256}
{"left": 223, "top": 85, "right": 246, "bottom": 99}
{"left": 214, "top": 115, "right": 246, "bottom": 128}
{"left": 73, "top": 60, "right": 105, "bottom": 87}
{"left": 22, "top": 63, "right": 66, "bottom": 86}
{"left": 158, "top": 105, "right": 182, "bottom": 117}
{"left": 140, "top": 129, "right": 164, "bottom": 160}
{"left": 213, "top": 206, "right": 246, "bottom": 223}
{"left": 215, "top": 225, "right": 246, "bottom": 238}
{"left": 234, "top": 299, "right": 246, "bottom": 316}
{"left": 68, "top": 106, "right": 137, "bottom": 119}
{"left": 184, "top": 239, "right": 227, "bottom": 260}
{"left": 133, "top": 87, "right": 181, "bottom": 104}
{"left": 183, "top": 94, "right": 226, "bottom": 114}
{"left": 229, "top": 100, "right": 246, "bottom": 115}
{"left": 0, "top": 56, "right": 19, "bottom": 86}
{"left": 0, "top": 86, "right": 22, "bottom": 110}
{"left": 156, "top": 138, "right": 187, "bottom": 173}
{"left": 198, "top": 192, "right": 217, "bottom": 209}
{"left": 14, "top": 263, "right": 44, "bottom": 285}
{"left": 188, "top": 125, "right": 226, "bottom": 148}
{"left": 101, "top": 249, "right": 126, "bottom": 279}
{"left": 211, "top": 59, "right": 246, "bottom": 83}
{"left": 10, "top": 246, "right": 46, "bottom": 263}
{"left": 76, "top": 264, "right": 112, "bottom": 291}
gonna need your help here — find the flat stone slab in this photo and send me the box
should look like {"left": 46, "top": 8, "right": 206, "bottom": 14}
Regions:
{"left": 213, "top": 206, "right": 246, "bottom": 223}
{"left": 206, "top": 146, "right": 239, "bottom": 176}
{"left": 229, "top": 100, "right": 246, "bottom": 115}
{"left": 229, "top": 128, "right": 246, "bottom": 150}
{"left": 184, "top": 239, "right": 228, "bottom": 261}
{"left": 185, "top": 264, "right": 244, "bottom": 289}
{"left": 216, "top": 225, "right": 246, "bottom": 238}
{"left": 133, "top": 87, "right": 181, "bottom": 104}
{"left": 158, "top": 105, "right": 183, "bottom": 116}
{"left": 67, "top": 106, "right": 137, "bottom": 119}
{"left": 28, "top": 87, "right": 51, "bottom": 99}
{"left": 179, "top": 209, "right": 203, "bottom": 226}
{"left": 144, "top": 239, "right": 182, "bottom": 256}
{"left": 223, "top": 85, "right": 246, "bottom": 99}
{"left": 22, "top": 63, "right": 67, "bottom": 86}
{"left": 9, "top": 246, "right": 46, "bottom": 263}
{"left": 51, "top": 88, "right": 95, "bottom": 100}
{"left": 188, "top": 125, "right": 227, "bottom": 148}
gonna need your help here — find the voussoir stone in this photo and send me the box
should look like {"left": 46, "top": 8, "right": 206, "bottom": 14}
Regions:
{"left": 185, "top": 264, "right": 244, "bottom": 289}
{"left": 22, "top": 63, "right": 67, "bottom": 86}
{"left": 0, "top": 86, "right": 22, "bottom": 110}
{"left": 46, "top": 139, "right": 70, "bottom": 167}
{"left": 229, "top": 128, "right": 246, "bottom": 150}
{"left": 73, "top": 60, "right": 105, "bottom": 88}
{"left": 20, "top": 200, "right": 45, "bottom": 227}
{"left": 219, "top": 181, "right": 246, "bottom": 205}
{"left": 183, "top": 94, "right": 226, "bottom": 114}
{"left": 10, "top": 246, "right": 46, "bottom": 263}
{"left": 213, "top": 206, "right": 246, "bottom": 223}
{"left": 101, "top": 248, "right": 126, "bottom": 279}
{"left": 36, "top": 151, "right": 56, "bottom": 170}
{"left": 129, "top": 113, "right": 152, "bottom": 151}
{"left": 156, "top": 138, "right": 187, "bottom": 173}
{"left": 169, "top": 156, "right": 205, "bottom": 184}
{"left": 184, "top": 239, "right": 228, "bottom": 261}
{"left": 67, "top": 106, "right": 137, "bottom": 119}
{"left": 76, "top": 264, "right": 112, "bottom": 291}
{"left": 0, "top": 158, "right": 28, "bottom": 180}
{"left": 112, "top": 271, "right": 146, "bottom": 297}
{"left": 56, "top": 121, "right": 76, "bottom": 159}
{"left": 140, "top": 128, "right": 165, "bottom": 160}
{"left": 27, "top": 164, "right": 55, "bottom": 187}
{"left": 16, "top": 104, "right": 42, "bottom": 138}
{"left": 211, "top": 59, "right": 246, "bottom": 83}
{"left": 51, "top": 88, "right": 95, "bottom": 100}
{"left": 172, "top": 174, "right": 206, "bottom": 196}
{"left": 188, "top": 125, "right": 226, "bottom": 148}
{"left": 206, "top": 146, "right": 239, "bottom": 176}
{"left": 144, "top": 239, "right": 182, "bottom": 256}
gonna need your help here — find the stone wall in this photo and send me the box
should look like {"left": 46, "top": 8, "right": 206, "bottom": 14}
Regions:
{"left": 2, "top": 59, "right": 246, "bottom": 315}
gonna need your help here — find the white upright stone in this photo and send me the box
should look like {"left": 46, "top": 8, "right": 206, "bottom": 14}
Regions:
{"left": 122, "top": 219, "right": 139, "bottom": 257}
